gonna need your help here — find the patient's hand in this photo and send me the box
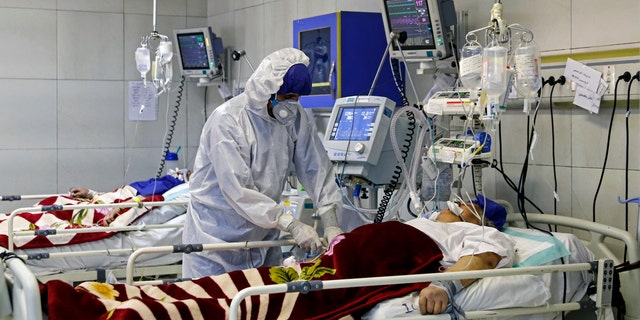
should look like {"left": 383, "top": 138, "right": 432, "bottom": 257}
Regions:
{"left": 69, "top": 187, "right": 91, "bottom": 198}
{"left": 98, "top": 208, "right": 120, "bottom": 226}
{"left": 419, "top": 285, "right": 449, "bottom": 314}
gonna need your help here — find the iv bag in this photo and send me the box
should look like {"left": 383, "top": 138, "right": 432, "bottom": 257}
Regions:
{"left": 459, "top": 41, "right": 483, "bottom": 91}
{"left": 481, "top": 44, "right": 509, "bottom": 97}
{"left": 514, "top": 39, "right": 541, "bottom": 99}
{"left": 135, "top": 47, "right": 151, "bottom": 76}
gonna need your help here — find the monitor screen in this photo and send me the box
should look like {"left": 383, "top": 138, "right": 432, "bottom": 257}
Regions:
{"left": 384, "top": 0, "right": 438, "bottom": 51}
{"left": 176, "top": 31, "right": 211, "bottom": 70}
{"left": 329, "top": 106, "right": 379, "bottom": 141}
{"left": 381, "top": 0, "right": 456, "bottom": 60}
{"left": 174, "top": 27, "right": 224, "bottom": 78}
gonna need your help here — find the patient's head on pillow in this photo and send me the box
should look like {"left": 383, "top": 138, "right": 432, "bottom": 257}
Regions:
{"left": 472, "top": 194, "right": 507, "bottom": 230}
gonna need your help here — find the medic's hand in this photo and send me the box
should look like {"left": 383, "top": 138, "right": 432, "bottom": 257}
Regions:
{"left": 323, "top": 226, "right": 343, "bottom": 246}
{"left": 418, "top": 285, "right": 450, "bottom": 315}
{"left": 278, "top": 211, "right": 322, "bottom": 253}
{"left": 317, "top": 204, "right": 343, "bottom": 245}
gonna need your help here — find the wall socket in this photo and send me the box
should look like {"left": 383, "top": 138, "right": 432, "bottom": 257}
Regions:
{"left": 603, "top": 65, "right": 616, "bottom": 94}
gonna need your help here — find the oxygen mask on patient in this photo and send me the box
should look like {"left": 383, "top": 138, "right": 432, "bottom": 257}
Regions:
{"left": 447, "top": 201, "right": 464, "bottom": 217}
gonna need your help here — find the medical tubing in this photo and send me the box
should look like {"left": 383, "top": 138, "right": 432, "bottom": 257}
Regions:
{"left": 391, "top": 106, "right": 427, "bottom": 207}
{"left": 390, "top": 58, "right": 410, "bottom": 107}
{"left": 375, "top": 109, "right": 416, "bottom": 223}
{"left": 592, "top": 75, "right": 627, "bottom": 222}
{"left": 155, "top": 75, "right": 185, "bottom": 178}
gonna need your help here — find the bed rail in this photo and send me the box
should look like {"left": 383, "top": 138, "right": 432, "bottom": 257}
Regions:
{"left": 507, "top": 213, "right": 640, "bottom": 320}
{"left": 227, "top": 261, "right": 609, "bottom": 320}
{"left": 125, "top": 239, "right": 297, "bottom": 285}
{"left": 1, "top": 250, "right": 42, "bottom": 320}
{"left": 6, "top": 200, "right": 188, "bottom": 251}
{"left": 1, "top": 194, "right": 59, "bottom": 202}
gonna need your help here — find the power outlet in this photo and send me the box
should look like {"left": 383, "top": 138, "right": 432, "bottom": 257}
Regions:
{"left": 603, "top": 65, "right": 616, "bottom": 94}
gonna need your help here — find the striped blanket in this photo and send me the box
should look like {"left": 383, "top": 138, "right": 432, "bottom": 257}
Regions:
{"left": 44, "top": 221, "right": 443, "bottom": 320}
{"left": 0, "top": 186, "right": 162, "bottom": 249}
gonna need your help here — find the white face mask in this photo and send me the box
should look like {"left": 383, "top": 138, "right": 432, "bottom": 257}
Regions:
{"left": 272, "top": 99, "right": 300, "bottom": 126}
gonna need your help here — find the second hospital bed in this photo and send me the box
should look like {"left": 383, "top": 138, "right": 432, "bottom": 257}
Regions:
{"left": 0, "top": 183, "right": 190, "bottom": 283}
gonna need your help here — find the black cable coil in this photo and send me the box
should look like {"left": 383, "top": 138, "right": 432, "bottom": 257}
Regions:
{"left": 156, "top": 76, "right": 186, "bottom": 178}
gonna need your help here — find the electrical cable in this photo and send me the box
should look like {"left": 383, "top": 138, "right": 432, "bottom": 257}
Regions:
{"left": 622, "top": 71, "right": 639, "bottom": 262}
{"left": 592, "top": 72, "right": 631, "bottom": 222}
{"left": 155, "top": 75, "right": 185, "bottom": 178}
{"left": 491, "top": 119, "right": 543, "bottom": 215}
{"left": 547, "top": 75, "right": 565, "bottom": 230}
{"left": 515, "top": 91, "right": 552, "bottom": 233}
{"left": 544, "top": 75, "right": 568, "bottom": 318}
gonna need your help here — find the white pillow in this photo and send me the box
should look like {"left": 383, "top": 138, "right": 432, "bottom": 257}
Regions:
{"left": 362, "top": 274, "right": 551, "bottom": 319}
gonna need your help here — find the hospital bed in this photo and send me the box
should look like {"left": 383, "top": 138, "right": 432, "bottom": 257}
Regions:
{"left": 1, "top": 191, "right": 188, "bottom": 284}
{"left": 3, "top": 209, "right": 639, "bottom": 320}
{"left": 224, "top": 212, "right": 637, "bottom": 320}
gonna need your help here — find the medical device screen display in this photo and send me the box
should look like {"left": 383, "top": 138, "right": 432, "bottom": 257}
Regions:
{"left": 176, "top": 32, "right": 211, "bottom": 70}
{"left": 383, "top": 0, "right": 437, "bottom": 51}
{"left": 298, "top": 27, "right": 331, "bottom": 95}
{"left": 329, "top": 106, "right": 378, "bottom": 141}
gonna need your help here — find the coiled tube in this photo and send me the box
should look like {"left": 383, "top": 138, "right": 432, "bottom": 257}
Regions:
{"left": 156, "top": 76, "right": 185, "bottom": 178}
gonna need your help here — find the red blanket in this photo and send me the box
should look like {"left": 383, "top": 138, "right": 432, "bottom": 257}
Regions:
{"left": 44, "top": 221, "right": 443, "bottom": 320}
{"left": 0, "top": 187, "right": 162, "bottom": 249}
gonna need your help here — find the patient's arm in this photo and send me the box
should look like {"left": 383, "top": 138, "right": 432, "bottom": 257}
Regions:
{"left": 419, "top": 252, "right": 502, "bottom": 314}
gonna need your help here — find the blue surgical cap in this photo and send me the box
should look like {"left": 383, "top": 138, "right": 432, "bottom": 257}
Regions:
{"left": 277, "top": 63, "right": 312, "bottom": 95}
{"left": 472, "top": 194, "right": 507, "bottom": 230}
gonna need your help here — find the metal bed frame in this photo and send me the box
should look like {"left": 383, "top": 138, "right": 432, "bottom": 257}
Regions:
{"left": 3, "top": 212, "right": 639, "bottom": 320}
{"left": 227, "top": 213, "right": 639, "bottom": 320}
{"left": 3, "top": 199, "right": 188, "bottom": 284}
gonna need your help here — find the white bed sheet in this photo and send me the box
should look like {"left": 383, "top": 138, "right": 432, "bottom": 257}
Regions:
{"left": 363, "top": 227, "right": 595, "bottom": 319}
{"left": 11, "top": 203, "right": 186, "bottom": 276}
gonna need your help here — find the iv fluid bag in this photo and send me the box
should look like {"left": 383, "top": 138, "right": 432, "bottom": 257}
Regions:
{"left": 459, "top": 44, "right": 483, "bottom": 90}
{"left": 481, "top": 45, "right": 509, "bottom": 97}
{"left": 514, "top": 40, "right": 541, "bottom": 98}
{"left": 135, "top": 47, "right": 151, "bottom": 75}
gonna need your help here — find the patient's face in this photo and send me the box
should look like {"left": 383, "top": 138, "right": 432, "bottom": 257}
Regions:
{"left": 436, "top": 202, "right": 483, "bottom": 225}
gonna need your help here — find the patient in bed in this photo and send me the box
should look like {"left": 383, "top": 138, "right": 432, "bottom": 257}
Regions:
{"left": 399, "top": 194, "right": 513, "bottom": 316}
{"left": 43, "top": 194, "right": 511, "bottom": 320}
{"left": 68, "top": 173, "right": 188, "bottom": 226}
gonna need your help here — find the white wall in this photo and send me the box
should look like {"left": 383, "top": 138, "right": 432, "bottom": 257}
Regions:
{"left": 0, "top": 0, "right": 209, "bottom": 211}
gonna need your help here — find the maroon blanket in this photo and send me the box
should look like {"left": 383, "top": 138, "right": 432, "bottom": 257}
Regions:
{"left": 44, "top": 221, "right": 443, "bottom": 319}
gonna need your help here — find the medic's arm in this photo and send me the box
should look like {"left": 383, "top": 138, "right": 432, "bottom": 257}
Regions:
{"left": 292, "top": 112, "right": 341, "bottom": 208}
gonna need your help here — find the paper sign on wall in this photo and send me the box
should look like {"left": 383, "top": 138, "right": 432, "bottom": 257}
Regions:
{"left": 563, "top": 58, "right": 606, "bottom": 113}
{"left": 128, "top": 81, "right": 158, "bottom": 121}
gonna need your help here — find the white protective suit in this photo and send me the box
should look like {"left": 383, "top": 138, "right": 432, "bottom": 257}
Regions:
{"left": 183, "top": 48, "right": 342, "bottom": 278}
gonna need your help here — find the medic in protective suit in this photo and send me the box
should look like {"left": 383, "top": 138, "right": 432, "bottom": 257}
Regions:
{"left": 182, "top": 48, "right": 344, "bottom": 278}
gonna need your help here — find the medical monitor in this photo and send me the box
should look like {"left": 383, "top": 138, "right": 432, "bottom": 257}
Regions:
{"left": 381, "top": 0, "right": 457, "bottom": 61}
{"left": 174, "top": 27, "right": 224, "bottom": 78}
{"left": 324, "top": 96, "right": 413, "bottom": 185}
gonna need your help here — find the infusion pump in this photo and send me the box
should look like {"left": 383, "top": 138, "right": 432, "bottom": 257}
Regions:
{"left": 425, "top": 90, "right": 483, "bottom": 115}
{"left": 426, "top": 138, "right": 489, "bottom": 166}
